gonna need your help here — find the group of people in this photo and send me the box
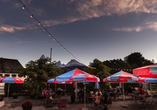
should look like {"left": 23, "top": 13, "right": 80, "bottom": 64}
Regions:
{"left": 94, "top": 88, "right": 112, "bottom": 109}
{"left": 128, "top": 86, "right": 145, "bottom": 95}
{"left": 41, "top": 87, "right": 56, "bottom": 98}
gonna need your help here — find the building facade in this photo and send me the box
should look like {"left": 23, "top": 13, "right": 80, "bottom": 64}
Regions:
{"left": 0, "top": 57, "right": 25, "bottom": 94}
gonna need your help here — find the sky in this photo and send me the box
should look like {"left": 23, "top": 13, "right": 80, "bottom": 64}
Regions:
{"left": 0, "top": 0, "right": 157, "bottom": 67}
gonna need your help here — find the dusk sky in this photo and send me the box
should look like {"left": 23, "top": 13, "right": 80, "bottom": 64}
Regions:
{"left": 1, "top": 0, "right": 157, "bottom": 67}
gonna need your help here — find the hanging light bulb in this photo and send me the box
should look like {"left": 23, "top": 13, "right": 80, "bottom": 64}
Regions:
{"left": 57, "top": 42, "right": 59, "bottom": 44}
{"left": 44, "top": 29, "right": 46, "bottom": 31}
{"left": 30, "top": 15, "right": 33, "bottom": 18}
{"left": 53, "top": 38, "right": 55, "bottom": 41}
{"left": 38, "top": 22, "right": 40, "bottom": 25}
{"left": 22, "top": 6, "right": 25, "bottom": 9}
{"left": 49, "top": 34, "right": 51, "bottom": 36}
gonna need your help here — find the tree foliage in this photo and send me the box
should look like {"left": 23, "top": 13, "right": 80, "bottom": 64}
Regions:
{"left": 84, "top": 59, "right": 111, "bottom": 89}
{"left": 124, "top": 52, "right": 154, "bottom": 68}
{"left": 19, "top": 55, "right": 61, "bottom": 93}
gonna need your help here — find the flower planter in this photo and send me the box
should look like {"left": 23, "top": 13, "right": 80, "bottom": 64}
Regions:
{"left": 22, "top": 106, "right": 32, "bottom": 110}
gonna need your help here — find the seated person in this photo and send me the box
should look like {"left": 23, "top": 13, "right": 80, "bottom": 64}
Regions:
{"left": 56, "top": 87, "right": 62, "bottom": 95}
{"left": 95, "top": 93, "right": 101, "bottom": 105}
{"left": 48, "top": 88, "right": 54, "bottom": 95}
{"left": 110, "top": 87, "right": 116, "bottom": 99}
{"left": 117, "top": 87, "right": 121, "bottom": 93}
{"left": 95, "top": 89, "right": 102, "bottom": 96}
{"left": 41, "top": 87, "right": 48, "bottom": 98}
{"left": 139, "top": 86, "right": 145, "bottom": 95}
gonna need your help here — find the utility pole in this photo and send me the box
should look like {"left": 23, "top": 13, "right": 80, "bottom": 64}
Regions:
{"left": 50, "top": 48, "right": 52, "bottom": 63}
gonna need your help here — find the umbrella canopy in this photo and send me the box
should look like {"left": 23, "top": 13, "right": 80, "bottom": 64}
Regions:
{"left": 138, "top": 77, "right": 157, "bottom": 83}
{"left": 103, "top": 70, "right": 139, "bottom": 82}
{"left": 55, "top": 68, "right": 100, "bottom": 82}
{"left": 0, "top": 77, "right": 23, "bottom": 105}
{"left": 0, "top": 77, "right": 23, "bottom": 83}
{"left": 47, "top": 78, "right": 72, "bottom": 84}
{"left": 133, "top": 64, "right": 157, "bottom": 78}
{"left": 103, "top": 70, "right": 138, "bottom": 107}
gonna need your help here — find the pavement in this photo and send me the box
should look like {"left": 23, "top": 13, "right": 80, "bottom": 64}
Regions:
{"left": 0, "top": 95, "right": 157, "bottom": 110}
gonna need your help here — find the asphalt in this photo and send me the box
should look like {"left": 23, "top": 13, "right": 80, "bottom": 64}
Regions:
{"left": 0, "top": 95, "right": 157, "bottom": 110}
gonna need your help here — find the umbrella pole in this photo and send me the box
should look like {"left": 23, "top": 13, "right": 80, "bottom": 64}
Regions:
{"left": 55, "top": 83, "right": 56, "bottom": 93}
{"left": 7, "top": 83, "right": 10, "bottom": 104}
{"left": 65, "top": 84, "right": 66, "bottom": 95}
{"left": 84, "top": 83, "right": 86, "bottom": 108}
{"left": 123, "top": 82, "right": 125, "bottom": 105}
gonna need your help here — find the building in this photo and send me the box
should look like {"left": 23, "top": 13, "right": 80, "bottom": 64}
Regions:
{"left": 0, "top": 57, "right": 25, "bottom": 94}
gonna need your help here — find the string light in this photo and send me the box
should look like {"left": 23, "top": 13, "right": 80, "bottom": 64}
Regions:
{"left": 18, "top": 0, "right": 93, "bottom": 69}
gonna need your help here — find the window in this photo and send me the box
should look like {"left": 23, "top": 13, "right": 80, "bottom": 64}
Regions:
{"left": 5, "top": 74, "right": 10, "bottom": 77}
{"left": 12, "top": 75, "right": 16, "bottom": 77}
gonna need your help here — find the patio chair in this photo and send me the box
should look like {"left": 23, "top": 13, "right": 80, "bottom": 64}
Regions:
{"left": 58, "top": 99, "right": 68, "bottom": 110}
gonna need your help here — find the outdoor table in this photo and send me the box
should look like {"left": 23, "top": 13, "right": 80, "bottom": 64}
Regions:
{"left": 88, "top": 96, "right": 96, "bottom": 105}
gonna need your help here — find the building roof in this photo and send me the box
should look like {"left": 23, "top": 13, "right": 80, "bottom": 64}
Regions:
{"left": 0, "top": 57, "right": 23, "bottom": 73}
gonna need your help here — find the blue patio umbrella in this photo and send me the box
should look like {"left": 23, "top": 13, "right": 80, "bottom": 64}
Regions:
{"left": 95, "top": 82, "right": 100, "bottom": 89}
{"left": 54, "top": 68, "right": 100, "bottom": 109}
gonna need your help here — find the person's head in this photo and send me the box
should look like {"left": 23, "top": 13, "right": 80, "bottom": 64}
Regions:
{"left": 44, "top": 87, "right": 47, "bottom": 90}
{"left": 140, "top": 86, "right": 142, "bottom": 88}
{"left": 98, "top": 93, "right": 100, "bottom": 96}
{"left": 104, "top": 89, "right": 107, "bottom": 93}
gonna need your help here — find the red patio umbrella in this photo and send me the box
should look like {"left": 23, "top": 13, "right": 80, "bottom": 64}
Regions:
{"left": 133, "top": 64, "right": 157, "bottom": 78}
{"left": 103, "top": 71, "right": 139, "bottom": 107}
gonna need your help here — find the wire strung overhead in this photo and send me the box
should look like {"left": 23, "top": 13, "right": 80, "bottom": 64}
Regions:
{"left": 18, "top": 0, "right": 95, "bottom": 69}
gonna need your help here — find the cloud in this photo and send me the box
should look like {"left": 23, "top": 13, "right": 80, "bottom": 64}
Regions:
{"left": 0, "top": 25, "right": 25, "bottom": 33}
{"left": 112, "top": 21, "right": 157, "bottom": 32}
{"left": 41, "top": 0, "right": 157, "bottom": 27}
{"left": 112, "top": 26, "right": 143, "bottom": 32}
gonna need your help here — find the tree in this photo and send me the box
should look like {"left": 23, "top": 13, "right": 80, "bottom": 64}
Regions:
{"left": 19, "top": 55, "right": 61, "bottom": 93}
{"left": 84, "top": 59, "right": 110, "bottom": 89}
{"left": 124, "top": 52, "right": 154, "bottom": 68}
{"left": 103, "top": 59, "right": 132, "bottom": 74}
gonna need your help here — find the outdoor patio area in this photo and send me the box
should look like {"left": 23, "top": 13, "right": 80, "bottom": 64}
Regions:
{"left": 1, "top": 95, "right": 157, "bottom": 110}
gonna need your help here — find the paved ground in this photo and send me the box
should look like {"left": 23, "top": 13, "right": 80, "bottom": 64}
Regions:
{"left": 0, "top": 95, "right": 157, "bottom": 110}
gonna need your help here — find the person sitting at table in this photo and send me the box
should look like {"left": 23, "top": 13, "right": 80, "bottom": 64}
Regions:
{"left": 117, "top": 87, "right": 121, "bottom": 93}
{"left": 56, "top": 87, "right": 62, "bottom": 95}
{"left": 110, "top": 87, "right": 117, "bottom": 100}
{"left": 95, "top": 93, "right": 101, "bottom": 105}
{"left": 41, "top": 87, "right": 48, "bottom": 99}
{"left": 132, "top": 87, "right": 136, "bottom": 92}
{"left": 139, "top": 86, "right": 145, "bottom": 95}
{"left": 95, "top": 89, "right": 102, "bottom": 96}
{"left": 48, "top": 88, "right": 54, "bottom": 95}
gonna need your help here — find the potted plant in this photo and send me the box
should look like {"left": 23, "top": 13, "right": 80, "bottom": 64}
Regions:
{"left": 12, "top": 93, "right": 19, "bottom": 99}
{"left": 22, "top": 100, "right": 33, "bottom": 110}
